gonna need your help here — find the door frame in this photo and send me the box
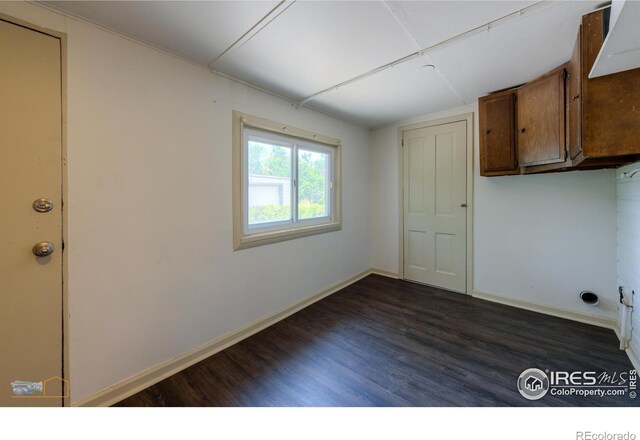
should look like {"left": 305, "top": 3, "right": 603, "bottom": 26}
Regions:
{"left": 397, "top": 113, "right": 474, "bottom": 294}
{"left": 0, "top": 13, "right": 69, "bottom": 406}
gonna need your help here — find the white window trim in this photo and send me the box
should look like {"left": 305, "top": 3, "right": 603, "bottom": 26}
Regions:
{"left": 233, "top": 111, "right": 342, "bottom": 250}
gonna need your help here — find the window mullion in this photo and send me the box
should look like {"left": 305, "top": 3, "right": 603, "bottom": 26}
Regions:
{"left": 292, "top": 144, "right": 298, "bottom": 224}
{"left": 328, "top": 151, "right": 332, "bottom": 220}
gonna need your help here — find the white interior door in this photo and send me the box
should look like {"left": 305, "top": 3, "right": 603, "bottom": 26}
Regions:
{"left": 403, "top": 120, "right": 467, "bottom": 293}
{"left": 0, "top": 19, "right": 64, "bottom": 406}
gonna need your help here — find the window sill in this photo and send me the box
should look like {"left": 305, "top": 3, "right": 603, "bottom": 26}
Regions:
{"left": 234, "top": 221, "right": 342, "bottom": 250}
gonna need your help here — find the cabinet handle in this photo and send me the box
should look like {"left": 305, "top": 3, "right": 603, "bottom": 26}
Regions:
{"left": 573, "top": 94, "right": 580, "bottom": 101}
{"left": 485, "top": 129, "right": 491, "bottom": 135}
{"left": 519, "top": 128, "right": 526, "bottom": 133}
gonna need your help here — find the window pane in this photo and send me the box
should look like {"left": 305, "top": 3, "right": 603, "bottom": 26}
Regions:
{"left": 298, "top": 149, "right": 330, "bottom": 220}
{"left": 247, "top": 140, "right": 292, "bottom": 226}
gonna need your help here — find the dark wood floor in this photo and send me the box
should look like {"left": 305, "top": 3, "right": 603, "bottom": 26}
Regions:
{"left": 116, "top": 275, "right": 637, "bottom": 407}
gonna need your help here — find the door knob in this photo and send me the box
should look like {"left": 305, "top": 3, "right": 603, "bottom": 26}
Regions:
{"left": 32, "top": 242, "right": 55, "bottom": 257}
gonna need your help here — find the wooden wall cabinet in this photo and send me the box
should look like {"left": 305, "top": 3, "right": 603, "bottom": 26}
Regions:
{"left": 570, "top": 9, "right": 640, "bottom": 166}
{"left": 478, "top": 89, "right": 518, "bottom": 176}
{"left": 478, "top": 8, "right": 640, "bottom": 177}
{"left": 517, "top": 66, "right": 566, "bottom": 168}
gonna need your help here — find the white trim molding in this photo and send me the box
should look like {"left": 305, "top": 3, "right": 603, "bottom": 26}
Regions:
{"left": 472, "top": 289, "right": 619, "bottom": 331}
{"left": 74, "top": 270, "right": 634, "bottom": 406}
{"left": 232, "top": 110, "right": 342, "bottom": 250}
{"left": 472, "top": 289, "right": 639, "bottom": 370}
{"left": 73, "top": 269, "right": 373, "bottom": 407}
{"left": 370, "top": 268, "right": 400, "bottom": 279}
{"left": 625, "top": 347, "right": 640, "bottom": 372}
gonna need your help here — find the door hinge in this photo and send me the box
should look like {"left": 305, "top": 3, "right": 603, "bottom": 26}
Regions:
{"left": 61, "top": 240, "right": 65, "bottom": 251}
{"left": 401, "top": 138, "right": 404, "bottom": 147}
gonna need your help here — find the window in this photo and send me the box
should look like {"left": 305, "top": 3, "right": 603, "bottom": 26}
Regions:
{"left": 233, "top": 111, "right": 341, "bottom": 249}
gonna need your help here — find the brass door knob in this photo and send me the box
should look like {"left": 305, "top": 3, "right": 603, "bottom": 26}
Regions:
{"left": 32, "top": 242, "right": 55, "bottom": 257}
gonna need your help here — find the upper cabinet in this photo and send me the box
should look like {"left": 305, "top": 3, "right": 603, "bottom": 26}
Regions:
{"left": 479, "top": 89, "right": 518, "bottom": 176}
{"left": 566, "top": 29, "right": 582, "bottom": 161}
{"left": 478, "top": 7, "right": 640, "bottom": 177}
{"left": 589, "top": 0, "right": 640, "bottom": 78}
{"left": 579, "top": 9, "right": 640, "bottom": 161}
{"left": 517, "top": 66, "right": 566, "bottom": 167}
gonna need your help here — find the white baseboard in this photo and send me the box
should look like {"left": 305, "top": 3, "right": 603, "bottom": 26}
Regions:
{"left": 370, "top": 268, "right": 400, "bottom": 279}
{"left": 472, "top": 289, "right": 619, "bottom": 331}
{"left": 472, "top": 289, "right": 640, "bottom": 369}
{"left": 73, "top": 269, "right": 373, "bottom": 407}
{"left": 626, "top": 345, "right": 640, "bottom": 371}
{"left": 73, "top": 273, "right": 632, "bottom": 406}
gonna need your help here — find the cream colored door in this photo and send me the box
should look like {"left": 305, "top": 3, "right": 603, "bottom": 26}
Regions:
{"left": 0, "top": 19, "right": 63, "bottom": 406}
{"left": 403, "top": 121, "right": 467, "bottom": 293}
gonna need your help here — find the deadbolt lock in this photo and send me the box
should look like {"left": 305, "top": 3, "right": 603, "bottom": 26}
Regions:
{"left": 33, "top": 198, "right": 53, "bottom": 213}
{"left": 32, "top": 242, "right": 55, "bottom": 257}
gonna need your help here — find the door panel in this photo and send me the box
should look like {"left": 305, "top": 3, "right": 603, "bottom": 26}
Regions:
{"left": 0, "top": 19, "right": 63, "bottom": 406}
{"left": 403, "top": 121, "right": 467, "bottom": 293}
{"left": 408, "top": 231, "right": 427, "bottom": 270}
{"left": 435, "top": 233, "right": 454, "bottom": 274}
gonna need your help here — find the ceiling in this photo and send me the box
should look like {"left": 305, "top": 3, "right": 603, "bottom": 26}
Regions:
{"left": 44, "top": 0, "right": 602, "bottom": 128}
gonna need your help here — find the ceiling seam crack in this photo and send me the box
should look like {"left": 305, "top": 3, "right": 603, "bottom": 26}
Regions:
{"left": 208, "top": 0, "right": 296, "bottom": 69}
{"left": 381, "top": 0, "right": 422, "bottom": 51}
{"left": 382, "top": 0, "right": 467, "bottom": 106}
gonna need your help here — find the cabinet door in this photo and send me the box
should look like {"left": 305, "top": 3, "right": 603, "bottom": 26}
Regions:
{"left": 517, "top": 67, "right": 566, "bottom": 167}
{"left": 478, "top": 91, "right": 518, "bottom": 176}
{"left": 581, "top": 9, "right": 640, "bottom": 158}
{"left": 566, "top": 29, "right": 582, "bottom": 160}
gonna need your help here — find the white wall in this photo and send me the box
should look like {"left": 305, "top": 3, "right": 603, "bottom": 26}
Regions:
{"left": 0, "top": 2, "right": 372, "bottom": 403}
{"left": 372, "top": 103, "right": 618, "bottom": 320}
{"left": 617, "top": 162, "right": 640, "bottom": 366}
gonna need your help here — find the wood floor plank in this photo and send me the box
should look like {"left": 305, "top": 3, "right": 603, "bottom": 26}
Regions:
{"left": 116, "top": 275, "right": 638, "bottom": 407}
